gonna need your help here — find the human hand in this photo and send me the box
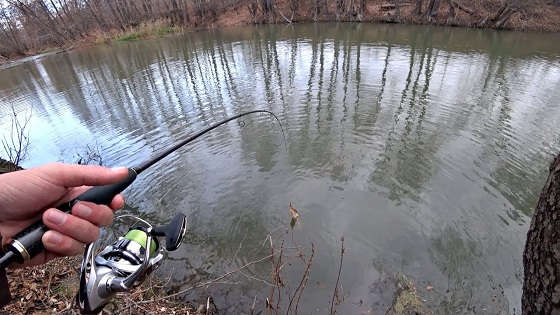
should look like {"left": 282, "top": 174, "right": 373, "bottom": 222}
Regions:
{"left": 0, "top": 163, "right": 128, "bottom": 267}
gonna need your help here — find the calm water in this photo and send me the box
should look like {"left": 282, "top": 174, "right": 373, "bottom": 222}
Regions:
{"left": 1, "top": 23, "right": 560, "bottom": 314}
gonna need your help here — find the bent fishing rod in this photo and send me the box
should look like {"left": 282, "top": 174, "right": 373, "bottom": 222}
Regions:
{"left": 0, "top": 110, "right": 285, "bottom": 269}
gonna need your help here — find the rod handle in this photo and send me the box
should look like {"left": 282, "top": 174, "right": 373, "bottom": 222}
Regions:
{"left": 2, "top": 168, "right": 137, "bottom": 266}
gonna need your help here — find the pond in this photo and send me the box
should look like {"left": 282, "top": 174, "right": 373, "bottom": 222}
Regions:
{"left": 1, "top": 23, "right": 560, "bottom": 314}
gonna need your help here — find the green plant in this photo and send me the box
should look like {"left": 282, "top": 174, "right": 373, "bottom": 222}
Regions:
{"left": 115, "top": 33, "right": 140, "bottom": 42}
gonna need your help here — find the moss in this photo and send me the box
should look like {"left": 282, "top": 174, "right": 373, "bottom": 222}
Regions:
{"left": 157, "top": 26, "right": 174, "bottom": 35}
{"left": 115, "top": 32, "right": 141, "bottom": 42}
{"left": 392, "top": 274, "right": 427, "bottom": 315}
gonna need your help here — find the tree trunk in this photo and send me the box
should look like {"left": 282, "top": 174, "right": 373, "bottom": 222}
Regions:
{"left": 425, "top": 0, "right": 440, "bottom": 21}
{"left": 414, "top": 0, "right": 422, "bottom": 15}
{"left": 289, "top": 0, "right": 298, "bottom": 20}
{"left": 83, "top": 0, "right": 105, "bottom": 30}
{"left": 445, "top": 0, "right": 455, "bottom": 24}
{"left": 105, "top": 0, "right": 125, "bottom": 30}
{"left": 336, "top": 0, "right": 344, "bottom": 21}
{"left": 523, "top": 154, "right": 560, "bottom": 314}
{"left": 358, "top": 0, "right": 365, "bottom": 20}
{"left": 394, "top": 0, "right": 400, "bottom": 19}
{"left": 494, "top": 7, "right": 516, "bottom": 28}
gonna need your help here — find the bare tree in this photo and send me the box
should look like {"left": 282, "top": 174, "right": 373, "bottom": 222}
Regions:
{"left": 1, "top": 106, "right": 31, "bottom": 169}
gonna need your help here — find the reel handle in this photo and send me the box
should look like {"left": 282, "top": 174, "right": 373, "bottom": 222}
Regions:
{"left": 152, "top": 213, "right": 187, "bottom": 251}
{"left": 0, "top": 168, "right": 137, "bottom": 268}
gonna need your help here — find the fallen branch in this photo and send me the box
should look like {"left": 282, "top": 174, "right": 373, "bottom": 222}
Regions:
{"left": 277, "top": 8, "right": 293, "bottom": 23}
{"left": 494, "top": 7, "right": 517, "bottom": 28}
{"left": 450, "top": 0, "right": 475, "bottom": 16}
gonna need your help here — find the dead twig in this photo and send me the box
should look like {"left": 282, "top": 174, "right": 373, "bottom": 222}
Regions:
{"left": 239, "top": 269, "right": 277, "bottom": 287}
{"left": 138, "top": 254, "right": 273, "bottom": 304}
{"left": 267, "top": 235, "right": 276, "bottom": 315}
{"left": 287, "top": 243, "right": 315, "bottom": 315}
{"left": 1, "top": 104, "right": 31, "bottom": 169}
{"left": 275, "top": 240, "right": 285, "bottom": 312}
{"left": 75, "top": 143, "right": 103, "bottom": 165}
{"left": 329, "top": 237, "right": 345, "bottom": 315}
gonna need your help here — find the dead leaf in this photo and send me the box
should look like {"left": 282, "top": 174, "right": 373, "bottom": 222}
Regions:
{"left": 289, "top": 202, "right": 300, "bottom": 228}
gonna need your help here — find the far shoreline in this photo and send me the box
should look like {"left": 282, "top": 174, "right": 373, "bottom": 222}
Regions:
{"left": 2, "top": 0, "right": 559, "bottom": 67}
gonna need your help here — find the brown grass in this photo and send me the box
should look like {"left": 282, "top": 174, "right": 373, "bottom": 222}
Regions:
{"left": 4, "top": 256, "right": 203, "bottom": 314}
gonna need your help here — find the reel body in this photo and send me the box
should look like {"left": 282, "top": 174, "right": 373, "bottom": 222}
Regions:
{"left": 77, "top": 214, "right": 187, "bottom": 314}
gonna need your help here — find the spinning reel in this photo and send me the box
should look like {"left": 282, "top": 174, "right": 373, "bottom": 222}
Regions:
{"left": 76, "top": 213, "right": 187, "bottom": 314}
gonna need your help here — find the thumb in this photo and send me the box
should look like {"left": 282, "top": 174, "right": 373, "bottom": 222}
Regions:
{"left": 36, "top": 163, "right": 129, "bottom": 188}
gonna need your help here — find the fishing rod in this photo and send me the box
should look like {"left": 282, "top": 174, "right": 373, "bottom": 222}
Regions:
{"left": 0, "top": 110, "right": 285, "bottom": 269}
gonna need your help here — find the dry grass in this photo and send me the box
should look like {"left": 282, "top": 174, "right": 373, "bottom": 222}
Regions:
{"left": 5, "top": 256, "right": 205, "bottom": 314}
{"left": 113, "top": 20, "right": 183, "bottom": 42}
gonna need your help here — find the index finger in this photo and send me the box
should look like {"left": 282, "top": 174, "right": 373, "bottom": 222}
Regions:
{"left": 35, "top": 163, "right": 129, "bottom": 188}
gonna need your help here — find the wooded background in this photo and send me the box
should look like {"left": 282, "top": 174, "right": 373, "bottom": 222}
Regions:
{"left": 1, "top": 0, "right": 559, "bottom": 60}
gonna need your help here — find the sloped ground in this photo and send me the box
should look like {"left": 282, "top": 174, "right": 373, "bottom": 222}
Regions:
{"left": 216, "top": 0, "right": 560, "bottom": 32}
{"left": 4, "top": 256, "right": 207, "bottom": 314}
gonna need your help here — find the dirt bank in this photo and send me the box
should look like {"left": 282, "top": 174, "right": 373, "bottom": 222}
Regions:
{"left": 230, "top": 0, "right": 560, "bottom": 32}
{"left": 4, "top": 256, "right": 207, "bottom": 314}
{"left": 1, "top": 0, "right": 559, "bottom": 65}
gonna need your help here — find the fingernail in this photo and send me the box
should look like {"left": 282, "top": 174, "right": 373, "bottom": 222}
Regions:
{"left": 111, "top": 167, "right": 128, "bottom": 173}
{"left": 47, "top": 210, "right": 67, "bottom": 225}
{"left": 74, "top": 203, "right": 92, "bottom": 217}
{"left": 46, "top": 231, "right": 62, "bottom": 245}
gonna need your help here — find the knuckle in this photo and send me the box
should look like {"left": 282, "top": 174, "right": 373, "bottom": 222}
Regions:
{"left": 60, "top": 238, "right": 75, "bottom": 253}
{"left": 86, "top": 225, "right": 100, "bottom": 242}
{"left": 102, "top": 211, "right": 115, "bottom": 227}
{"left": 69, "top": 241, "right": 85, "bottom": 255}
{"left": 66, "top": 216, "right": 98, "bottom": 243}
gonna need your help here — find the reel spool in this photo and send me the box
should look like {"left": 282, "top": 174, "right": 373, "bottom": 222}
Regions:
{"left": 77, "top": 213, "right": 187, "bottom": 314}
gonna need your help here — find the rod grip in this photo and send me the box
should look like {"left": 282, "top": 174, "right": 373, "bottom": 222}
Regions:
{"left": 6, "top": 168, "right": 137, "bottom": 262}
